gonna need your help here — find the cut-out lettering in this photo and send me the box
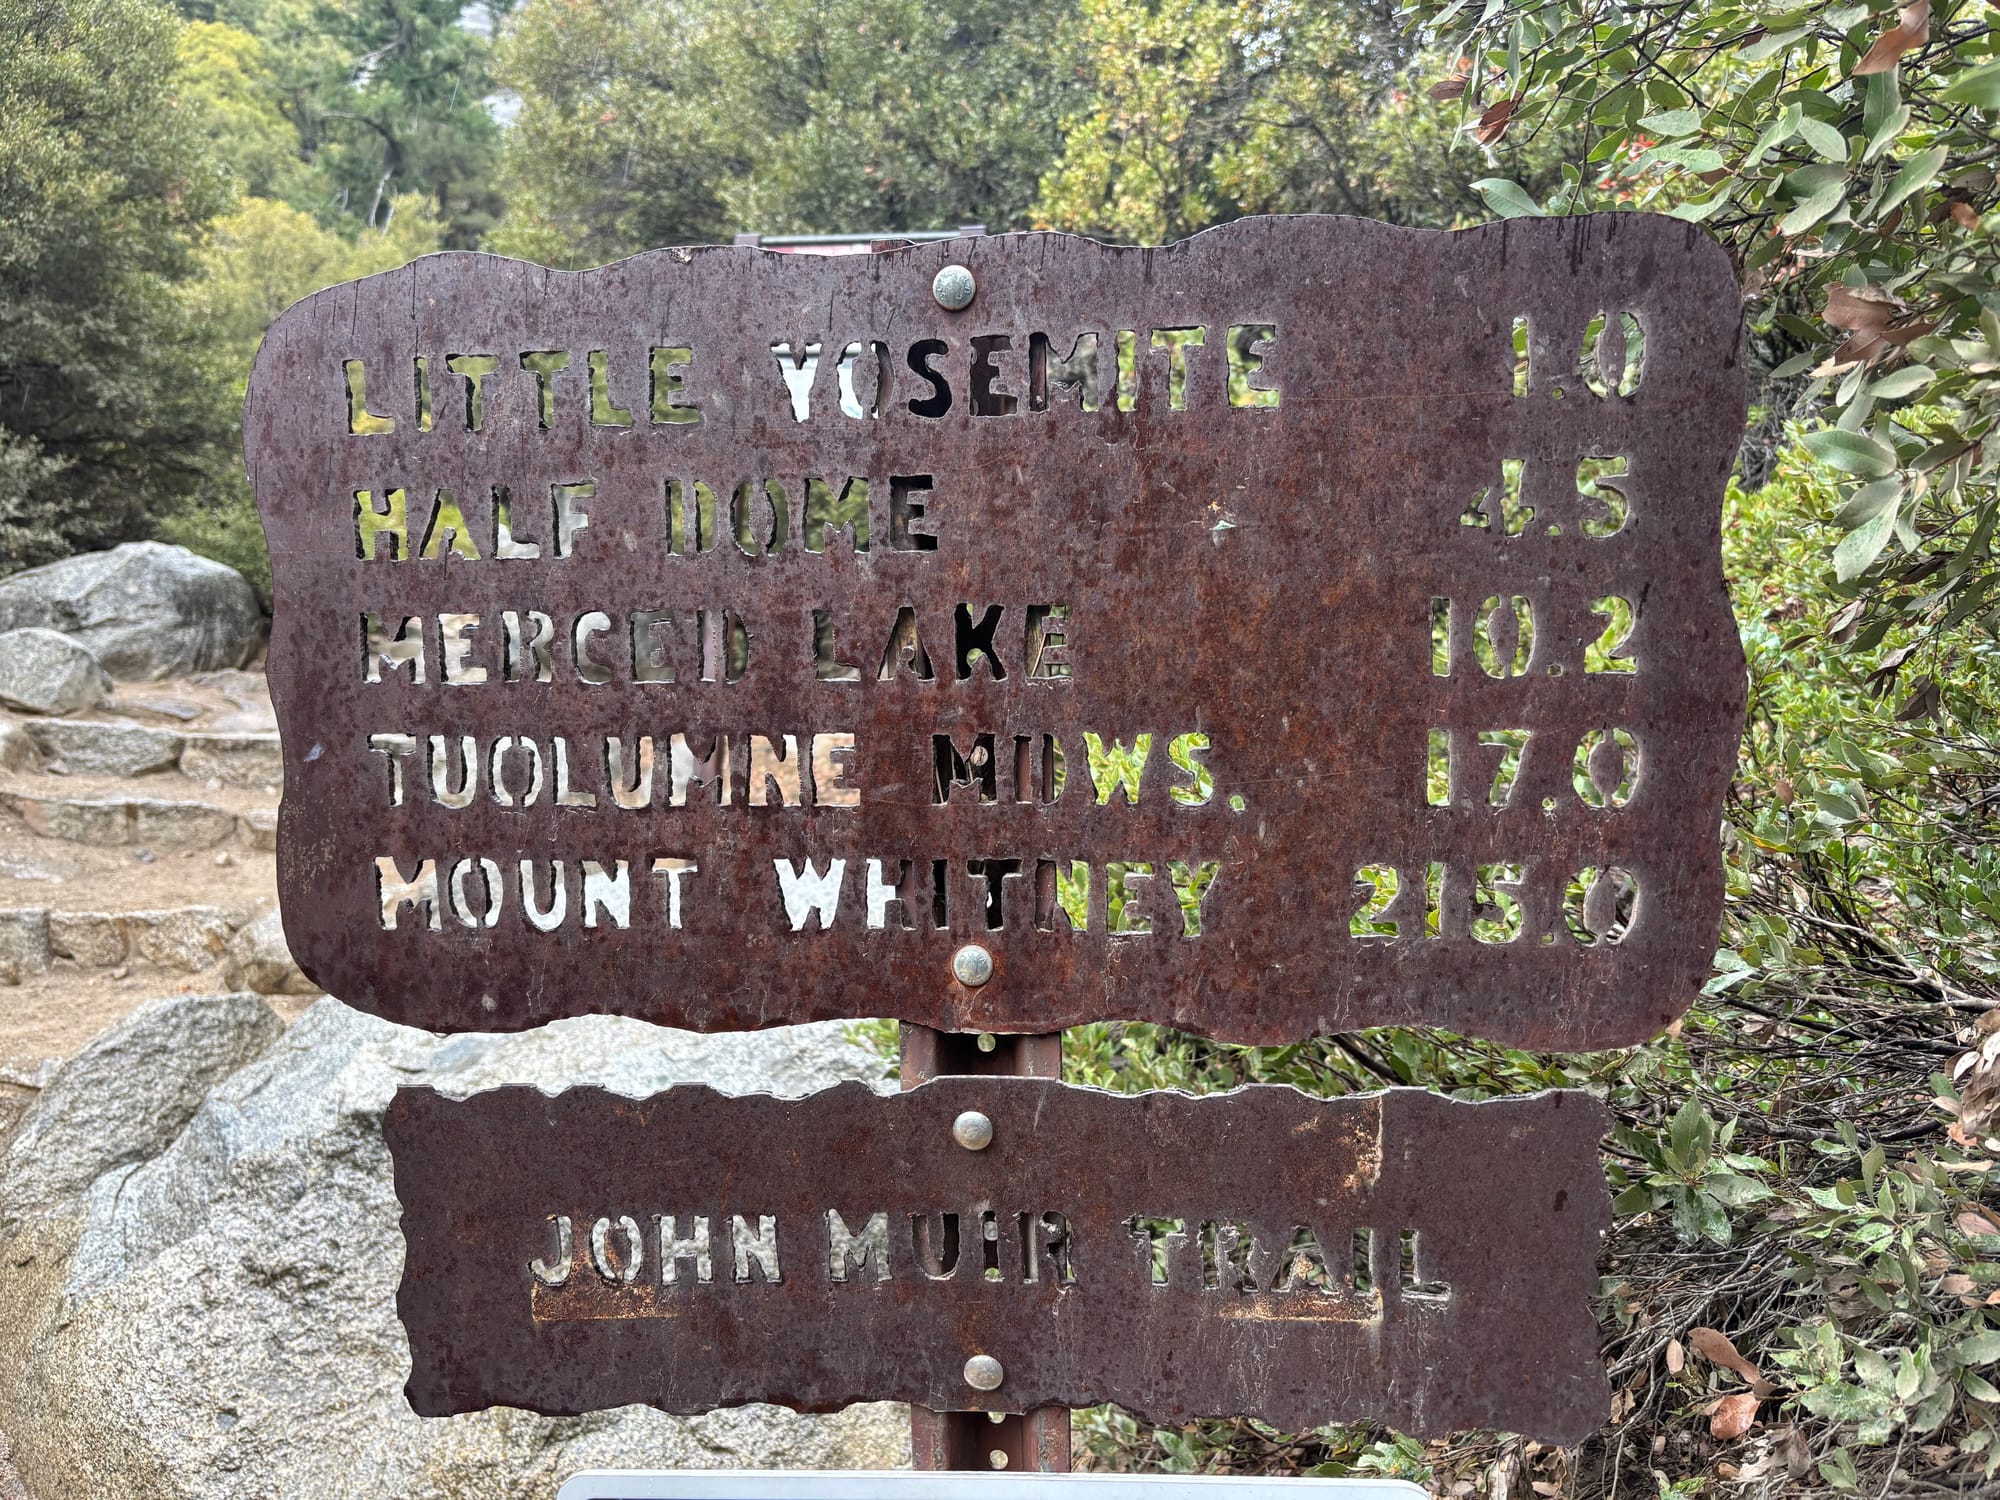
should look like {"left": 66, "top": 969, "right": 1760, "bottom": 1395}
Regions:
{"left": 1150, "top": 327, "right": 1205, "bottom": 410}
{"left": 355, "top": 487, "right": 408, "bottom": 560}
{"left": 1574, "top": 728, "right": 1640, "bottom": 808}
{"left": 659, "top": 1215, "right": 714, "bottom": 1285}
{"left": 591, "top": 1215, "right": 643, "bottom": 1284}
{"left": 650, "top": 345, "right": 700, "bottom": 424}
{"left": 776, "top": 858, "right": 845, "bottom": 931}
{"left": 826, "top": 1210, "right": 890, "bottom": 1282}
{"left": 1029, "top": 331, "right": 1101, "bottom": 412}
{"left": 520, "top": 350, "right": 569, "bottom": 428}
{"left": 588, "top": 349, "right": 633, "bottom": 427}
{"left": 803, "top": 476, "right": 869, "bottom": 554}
{"left": 1567, "top": 865, "right": 1638, "bottom": 945}
{"left": 1107, "top": 861, "right": 1152, "bottom": 936}
{"left": 1084, "top": 732, "right": 1151, "bottom": 806}
{"left": 1351, "top": 865, "right": 1399, "bottom": 939}
{"left": 970, "top": 334, "right": 1019, "bottom": 417}
{"left": 377, "top": 856, "right": 440, "bottom": 931}
{"left": 905, "top": 340, "right": 950, "bottom": 418}
{"left": 1578, "top": 456, "right": 1630, "bottom": 538}
{"left": 344, "top": 359, "right": 396, "bottom": 434}
{"left": 1587, "top": 595, "right": 1637, "bottom": 673}
{"left": 530, "top": 1215, "right": 573, "bottom": 1286}
{"left": 1581, "top": 310, "right": 1646, "bottom": 397}
{"left": 1472, "top": 863, "right": 1525, "bottom": 944}
{"left": 1226, "top": 324, "right": 1280, "bottom": 408}
{"left": 1167, "top": 732, "right": 1212, "bottom": 806}
{"left": 1168, "top": 860, "right": 1219, "bottom": 937}
{"left": 446, "top": 353, "right": 499, "bottom": 430}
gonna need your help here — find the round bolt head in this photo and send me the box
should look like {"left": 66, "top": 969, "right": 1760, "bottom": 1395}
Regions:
{"left": 964, "top": 1353, "right": 1005, "bottom": 1392}
{"left": 952, "top": 1110, "right": 994, "bottom": 1152}
{"left": 952, "top": 944, "right": 993, "bottom": 987}
{"left": 933, "top": 263, "right": 976, "bottom": 311}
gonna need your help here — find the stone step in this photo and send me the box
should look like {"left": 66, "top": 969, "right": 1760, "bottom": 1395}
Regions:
{"left": 19, "top": 718, "right": 281, "bottom": 787}
{"left": 0, "top": 904, "right": 313, "bottom": 992}
{"left": 0, "top": 793, "right": 274, "bottom": 851}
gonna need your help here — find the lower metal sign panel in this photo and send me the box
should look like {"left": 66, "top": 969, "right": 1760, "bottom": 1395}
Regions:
{"left": 388, "top": 1081, "right": 1611, "bottom": 1442}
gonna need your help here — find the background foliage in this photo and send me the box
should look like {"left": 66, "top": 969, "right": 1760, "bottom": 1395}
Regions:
{"left": 4, "top": 0, "right": 1998, "bottom": 1491}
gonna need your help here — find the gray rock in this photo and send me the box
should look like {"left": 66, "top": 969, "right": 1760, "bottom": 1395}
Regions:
{"left": 239, "top": 807, "right": 277, "bottom": 851}
{"left": 130, "top": 798, "right": 240, "bottom": 850}
{"left": 0, "top": 908, "right": 50, "bottom": 984}
{"left": 178, "top": 732, "right": 281, "bottom": 788}
{"left": 126, "top": 906, "right": 252, "bottom": 972}
{"left": 0, "top": 993, "right": 282, "bottom": 1230}
{"left": 0, "top": 715, "right": 42, "bottom": 773}
{"left": 25, "top": 719, "right": 183, "bottom": 776}
{"left": 49, "top": 911, "right": 125, "bottom": 967}
{"left": 224, "top": 909, "right": 315, "bottom": 995}
{"left": 3, "top": 792, "right": 129, "bottom": 845}
{"left": 0, "top": 627, "right": 108, "bottom": 715}
{"left": 0, "top": 1000, "right": 903, "bottom": 1496}
{"left": 7, "top": 794, "right": 244, "bottom": 850}
{"left": 0, "top": 542, "right": 265, "bottom": 681}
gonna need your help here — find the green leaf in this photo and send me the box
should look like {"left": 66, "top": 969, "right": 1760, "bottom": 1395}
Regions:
{"left": 1896, "top": 1352, "right": 1923, "bottom": 1402}
{"left": 1693, "top": 1192, "right": 1733, "bottom": 1245}
{"left": 1854, "top": 1344, "right": 1892, "bottom": 1385}
{"left": 1833, "top": 476, "right": 1903, "bottom": 529}
{"left": 1801, "top": 1382, "right": 1894, "bottom": 1421}
{"left": 1745, "top": 105, "right": 1801, "bottom": 169}
{"left": 1650, "top": 145, "right": 1726, "bottom": 173}
{"left": 1866, "top": 105, "right": 1912, "bottom": 164}
{"left": 1911, "top": 1386, "right": 1954, "bottom": 1434}
{"left": 1962, "top": 1371, "right": 2000, "bottom": 1403}
{"left": 1942, "top": 61, "right": 2000, "bottom": 110}
{"left": 1798, "top": 114, "right": 1850, "bottom": 162}
{"left": 1879, "top": 145, "right": 1949, "bottom": 219}
{"left": 1707, "top": 1172, "right": 1773, "bottom": 1206}
{"left": 1836, "top": 505, "right": 1899, "bottom": 581}
{"left": 1669, "top": 1098, "right": 1712, "bottom": 1163}
{"left": 1782, "top": 173, "right": 1847, "bottom": 234}
{"left": 1868, "top": 366, "right": 1935, "bottom": 400}
{"left": 1611, "top": 1183, "right": 1655, "bottom": 1215}
{"left": 1637, "top": 107, "right": 1700, "bottom": 136}
{"left": 1956, "top": 1331, "right": 2000, "bottom": 1366}
{"left": 1471, "top": 178, "right": 1543, "bottom": 219}
{"left": 1804, "top": 427, "right": 1898, "bottom": 477}
{"left": 1670, "top": 194, "right": 1729, "bottom": 222}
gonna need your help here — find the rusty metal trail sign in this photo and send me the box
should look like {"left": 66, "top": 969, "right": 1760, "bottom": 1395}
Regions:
{"left": 248, "top": 214, "right": 1745, "bottom": 1050}
{"left": 387, "top": 1081, "right": 1613, "bottom": 1443}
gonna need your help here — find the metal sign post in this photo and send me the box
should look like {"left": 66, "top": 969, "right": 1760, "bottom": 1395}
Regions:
{"left": 901, "top": 1020, "right": 1069, "bottom": 1472}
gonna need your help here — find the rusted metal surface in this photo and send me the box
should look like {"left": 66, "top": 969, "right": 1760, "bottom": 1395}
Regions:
{"left": 903, "top": 1025, "right": 1070, "bottom": 1471}
{"left": 248, "top": 214, "right": 1745, "bottom": 1048}
{"left": 386, "top": 1080, "right": 1613, "bottom": 1440}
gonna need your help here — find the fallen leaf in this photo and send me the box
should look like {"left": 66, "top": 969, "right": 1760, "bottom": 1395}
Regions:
{"left": 1474, "top": 97, "right": 1518, "bottom": 145}
{"left": 1827, "top": 282, "right": 1905, "bottom": 331}
{"left": 1716, "top": 1462, "right": 1741, "bottom": 1479}
{"left": 1943, "top": 1273, "right": 1976, "bottom": 1295}
{"left": 1854, "top": 0, "right": 1931, "bottom": 74}
{"left": 1953, "top": 1031, "right": 2000, "bottom": 1146}
{"left": 1667, "top": 1337, "right": 1686, "bottom": 1373}
{"left": 1689, "top": 1327, "right": 1779, "bottom": 1397}
{"left": 1959, "top": 1208, "right": 2000, "bottom": 1237}
{"left": 1530, "top": 1485, "right": 1558, "bottom": 1497}
{"left": 1712, "top": 1393, "right": 1759, "bottom": 1441}
{"left": 1778, "top": 1425, "right": 1811, "bottom": 1478}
